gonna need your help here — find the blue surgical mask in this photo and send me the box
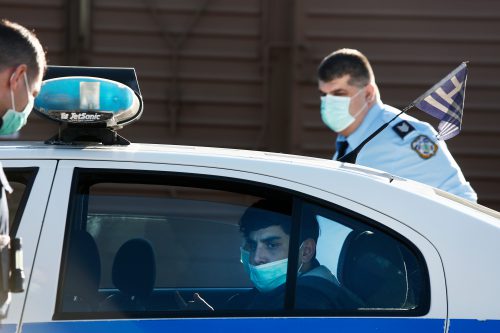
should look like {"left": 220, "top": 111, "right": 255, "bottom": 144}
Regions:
{"left": 0, "top": 72, "right": 33, "bottom": 136}
{"left": 243, "top": 242, "right": 307, "bottom": 292}
{"left": 320, "top": 89, "right": 365, "bottom": 133}
{"left": 248, "top": 258, "right": 288, "bottom": 292}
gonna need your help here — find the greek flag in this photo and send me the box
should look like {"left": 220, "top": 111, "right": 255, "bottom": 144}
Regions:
{"left": 413, "top": 62, "right": 468, "bottom": 140}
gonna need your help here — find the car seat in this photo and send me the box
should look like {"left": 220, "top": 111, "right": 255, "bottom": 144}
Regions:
{"left": 337, "top": 230, "right": 410, "bottom": 309}
{"left": 100, "top": 238, "right": 156, "bottom": 312}
{"left": 62, "top": 231, "right": 101, "bottom": 312}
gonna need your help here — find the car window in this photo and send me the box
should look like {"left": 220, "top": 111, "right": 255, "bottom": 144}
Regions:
{"left": 4, "top": 168, "right": 38, "bottom": 236}
{"left": 56, "top": 169, "right": 293, "bottom": 318}
{"left": 56, "top": 169, "right": 430, "bottom": 319}
{"left": 295, "top": 201, "right": 430, "bottom": 315}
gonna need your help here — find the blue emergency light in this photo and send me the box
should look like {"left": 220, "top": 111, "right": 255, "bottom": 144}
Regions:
{"left": 34, "top": 66, "right": 143, "bottom": 145}
{"left": 35, "top": 76, "right": 140, "bottom": 126}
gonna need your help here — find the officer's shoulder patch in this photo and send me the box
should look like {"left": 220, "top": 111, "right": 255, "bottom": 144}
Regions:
{"left": 392, "top": 120, "right": 415, "bottom": 139}
{"left": 411, "top": 135, "right": 438, "bottom": 159}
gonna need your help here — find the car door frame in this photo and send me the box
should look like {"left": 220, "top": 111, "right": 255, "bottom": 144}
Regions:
{"left": 21, "top": 160, "right": 447, "bottom": 333}
{"left": 0, "top": 160, "right": 58, "bottom": 332}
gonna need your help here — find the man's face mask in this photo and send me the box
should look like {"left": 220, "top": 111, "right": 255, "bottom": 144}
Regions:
{"left": 248, "top": 258, "right": 288, "bottom": 292}
{"left": 0, "top": 72, "right": 34, "bottom": 136}
{"left": 240, "top": 246, "right": 288, "bottom": 292}
{"left": 240, "top": 242, "right": 305, "bottom": 292}
{"left": 320, "top": 88, "right": 366, "bottom": 133}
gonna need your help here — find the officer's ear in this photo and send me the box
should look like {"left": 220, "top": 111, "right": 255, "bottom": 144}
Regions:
{"left": 364, "top": 83, "right": 377, "bottom": 103}
{"left": 8, "top": 65, "right": 28, "bottom": 91}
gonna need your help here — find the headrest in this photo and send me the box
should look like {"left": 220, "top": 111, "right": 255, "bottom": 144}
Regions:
{"left": 339, "top": 230, "right": 408, "bottom": 308}
{"left": 65, "top": 231, "right": 101, "bottom": 294}
{"left": 112, "top": 238, "right": 156, "bottom": 299}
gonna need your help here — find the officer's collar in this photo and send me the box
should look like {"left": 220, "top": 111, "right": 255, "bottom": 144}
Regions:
{"left": 339, "top": 100, "right": 384, "bottom": 148}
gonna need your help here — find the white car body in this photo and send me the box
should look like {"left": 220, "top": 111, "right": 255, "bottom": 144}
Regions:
{"left": 0, "top": 141, "right": 498, "bottom": 333}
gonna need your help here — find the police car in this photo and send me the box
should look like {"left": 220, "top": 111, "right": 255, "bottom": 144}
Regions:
{"left": 0, "top": 66, "right": 498, "bottom": 333}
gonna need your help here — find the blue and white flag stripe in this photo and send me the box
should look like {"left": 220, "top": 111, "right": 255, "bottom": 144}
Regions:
{"left": 413, "top": 62, "right": 468, "bottom": 140}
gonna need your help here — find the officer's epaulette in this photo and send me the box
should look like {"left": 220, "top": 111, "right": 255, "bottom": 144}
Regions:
{"left": 392, "top": 120, "right": 415, "bottom": 139}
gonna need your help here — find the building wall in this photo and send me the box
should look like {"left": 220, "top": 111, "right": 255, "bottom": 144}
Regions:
{"left": 1, "top": 0, "right": 499, "bottom": 210}
{"left": 292, "top": 0, "right": 500, "bottom": 209}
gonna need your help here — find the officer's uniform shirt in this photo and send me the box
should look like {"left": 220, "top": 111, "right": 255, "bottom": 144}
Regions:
{"left": 334, "top": 101, "right": 478, "bottom": 202}
{"left": 0, "top": 163, "right": 12, "bottom": 312}
{"left": 0, "top": 164, "right": 11, "bottom": 235}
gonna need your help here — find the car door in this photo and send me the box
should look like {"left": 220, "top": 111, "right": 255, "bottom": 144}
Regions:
{"left": 289, "top": 196, "right": 447, "bottom": 332}
{"left": 0, "top": 160, "right": 57, "bottom": 333}
{"left": 20, "top": 160, "right": 446, "bottom": 333}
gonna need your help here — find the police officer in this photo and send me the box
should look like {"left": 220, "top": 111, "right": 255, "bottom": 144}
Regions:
{"left": 0, "top": 19, "right": 46, "bottom": 315}
{"left": 317, "top": 48, "right": 477, "bottom": 202}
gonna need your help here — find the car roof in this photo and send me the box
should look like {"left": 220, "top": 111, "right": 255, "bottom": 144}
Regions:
{"left": 0, "top": 141, "right": 388, "bottom": 176}
{"left": 0, "top": 141, "right": 498, "bottom": 222}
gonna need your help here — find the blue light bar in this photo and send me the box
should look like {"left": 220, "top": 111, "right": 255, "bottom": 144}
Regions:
{"left": 34, "top": 76, "right": 141, "bottom": 128}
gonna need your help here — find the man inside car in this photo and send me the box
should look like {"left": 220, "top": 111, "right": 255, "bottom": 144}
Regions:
{"left": 227, "top": 199, "right": 362, "bottom": 310}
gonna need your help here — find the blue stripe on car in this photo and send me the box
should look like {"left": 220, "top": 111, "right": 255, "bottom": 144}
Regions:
{"left": 448, "top": 319, "right": 500, "bottom": 333}
{"left": 18, "top": 318, "right": 500, "bottom": 333}
{"left": 22, "top": 318, "right": 442, "bottom": 333}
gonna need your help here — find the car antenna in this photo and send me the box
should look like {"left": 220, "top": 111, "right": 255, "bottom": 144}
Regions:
{"left": 338, "top": 104, "right": 414, "bottom": 163}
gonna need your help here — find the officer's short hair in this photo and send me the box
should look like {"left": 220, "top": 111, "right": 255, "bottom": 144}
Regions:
{"left": 0, "top": 19, "right": 46, "bottom": 85}
{"left": 317, "top": 48, "right": 374, "bottom": 88}
{"left": 239, "top": 199, "right": 319, "bottom": 243}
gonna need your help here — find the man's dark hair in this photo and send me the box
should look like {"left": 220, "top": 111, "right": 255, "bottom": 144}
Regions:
{"left": 317, "top": 48, "right": 374, "bottom": 88}
{"left": 239, "top": 199, "right": 319, "bottom": 243}
{"left": 0, "top": 19, "right": 46, "bottom": 85}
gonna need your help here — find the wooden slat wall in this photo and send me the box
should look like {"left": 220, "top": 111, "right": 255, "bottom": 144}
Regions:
{"left": 292, "top": 0, "right": 500, "bottom": 209}
{"left": 1, "top": 0, "right": 499, "bottom": 210}
{"left": 88, "top": 0, "right": 266, "bottom": 149}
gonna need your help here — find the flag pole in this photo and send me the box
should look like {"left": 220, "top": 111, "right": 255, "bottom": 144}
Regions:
{"left": 338, "top": 103, "right": 414, "bottom": 163}
{"left": 338, "top": 62, "right": 468, "bottom": 163}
